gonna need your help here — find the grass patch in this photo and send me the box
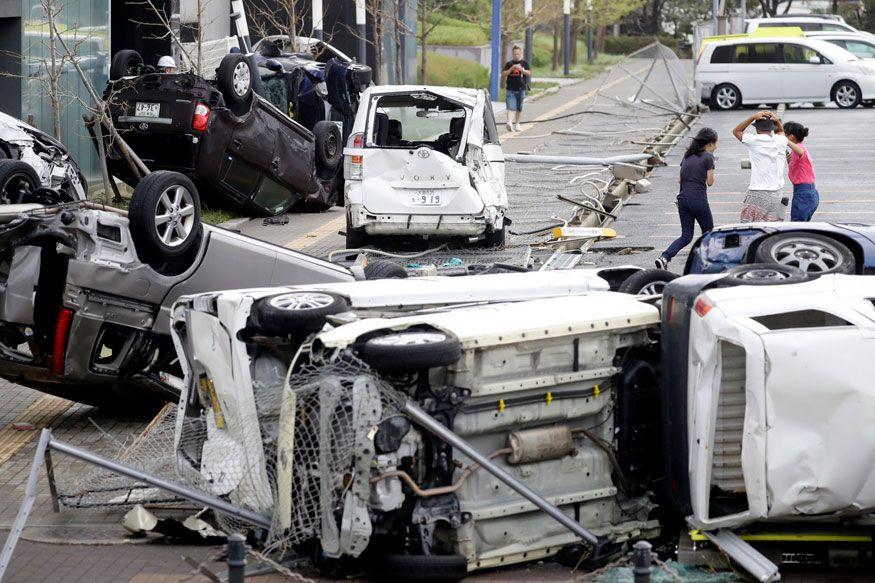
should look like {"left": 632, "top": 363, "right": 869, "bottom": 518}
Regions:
{"left": 418, "top": 51, "right": 489, "bottom": 88}
{"left": 100, "top": 190, "right": 236, "bottom": 226}
{"left": 427, "top": 14, "right": 489, "bottom": 46}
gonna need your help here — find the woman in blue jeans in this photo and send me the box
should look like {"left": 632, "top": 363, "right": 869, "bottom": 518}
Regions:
{"left": 656, "top": 127, "right": 718, "bottom": 270}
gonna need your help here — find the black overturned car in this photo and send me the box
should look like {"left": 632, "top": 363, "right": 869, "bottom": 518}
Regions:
{"left": 89, "top": 45, "right": 368, "bottom": 216}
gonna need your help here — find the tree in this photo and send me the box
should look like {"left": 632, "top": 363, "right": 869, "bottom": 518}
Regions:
{"left": 418, "top": 0, "right": 456, "bottom": 83}
{"left": 759, "top": 0, "right": 793, "bottom": 17}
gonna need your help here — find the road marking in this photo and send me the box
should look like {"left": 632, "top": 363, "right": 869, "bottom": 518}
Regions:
{"left": 284, "top": 214, "right": 346, "bottom": 251}
{"left": 0, "top": 395, "right": 72, "bottom": 466}
{"left": 501, "top": 65, "right": 649, "bottom": 143}
{"left": 663, "top": 210, "right": 875, "bottom": 216}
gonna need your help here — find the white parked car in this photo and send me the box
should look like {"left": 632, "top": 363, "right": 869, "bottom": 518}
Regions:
{"left": 805, "top": 31, "right": 875, "bottom": 60}
{"left": 745, "top": 15, "right": 873, "bottom": 38}
{"left": 695, "top": 37, "right": 875, "bottom": 109}
{"left": 343, "top": 86, "right": 508, "bottom": 247}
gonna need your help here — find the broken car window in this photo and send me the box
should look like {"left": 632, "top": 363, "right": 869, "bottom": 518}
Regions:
{"left": 370, "top": 94, "right": 468, "bottom": 156}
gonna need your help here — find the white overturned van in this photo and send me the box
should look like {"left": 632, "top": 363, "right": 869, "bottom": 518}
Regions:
{"left": 695, "top": 37, "right": 875, "bottom": 109}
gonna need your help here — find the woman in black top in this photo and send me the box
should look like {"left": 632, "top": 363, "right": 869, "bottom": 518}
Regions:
{"left": 656, "top": 127, "right": 719, "bottom": 270}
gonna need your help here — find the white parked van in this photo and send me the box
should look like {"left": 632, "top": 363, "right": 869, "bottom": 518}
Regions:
{"left": 746, "top": 15, "right": 865, "bottom": 36}
{"left": 343, "top": 86, "right": 508, "bottom": 247}
{"left": 695, "top": 37, "right": 875, "bottom": 109}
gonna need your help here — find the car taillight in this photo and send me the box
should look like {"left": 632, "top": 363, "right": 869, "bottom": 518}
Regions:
{"left": 346, "top": 132, "right": 364, "bottom": 180}
{"left": 50, "top": 308, "right": 74, "bottom": 375}
{"left": 192, "top": 103, "right": 211, "bottom": 131}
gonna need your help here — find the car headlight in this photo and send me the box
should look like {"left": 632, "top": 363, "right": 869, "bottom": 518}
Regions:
{"left": 858, "top": 64, "right": 875, "bottom": 75}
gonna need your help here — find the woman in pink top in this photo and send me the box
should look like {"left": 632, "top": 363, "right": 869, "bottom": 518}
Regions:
{"left": 783, "top": 121, "right": 818, "bottom": 222}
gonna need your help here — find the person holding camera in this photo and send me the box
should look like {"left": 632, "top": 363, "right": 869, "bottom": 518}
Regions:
{"left": 501, "top": 46, "right": 531, "bottom": 133}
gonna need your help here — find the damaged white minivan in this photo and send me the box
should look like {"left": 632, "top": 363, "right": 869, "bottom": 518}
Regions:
{"left": 343, "top": 86, "right": 508, "bottom": 248}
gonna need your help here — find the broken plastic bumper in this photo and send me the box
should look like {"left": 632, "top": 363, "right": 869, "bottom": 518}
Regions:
{"left": 348, "top": 204, "right": 502, "bottom": 237}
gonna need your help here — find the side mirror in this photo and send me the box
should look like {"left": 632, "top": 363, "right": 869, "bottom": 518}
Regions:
{"left": 808, "top": 55, "right": 821, "bottom": 64}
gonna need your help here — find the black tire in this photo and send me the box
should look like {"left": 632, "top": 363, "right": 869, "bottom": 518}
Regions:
{"left": 0, "top": 160, "right": 40, "bottom": 204}
{"left": 129, "top": 171, "right": 201, "bottom": 259}
{"left": 345, "top": 214, "right": 371, "bottom": 249}
{"left": 372, "top": 553, "right": 468, "bottom": 582}
{"left": 721, "top": 263, "right": 809, "bottom": 286}
{"left": 482, "top": 225, "right": 506, "bottom": 247}
{"left": 314, "top": 121, "right": 343, "bottom": 171}
{"left": 364, "top": 259, "right": 408, "bottom": 279}
{"left": 216, "top": 53, "right": 253, "bottom": 105}
{"left": 110, "top": 49, "right": 143, "bottom": 80}
{"left": 863, "top": 100, "right": 875, "bottom": 108}
{"left": 359, "top": 330, "right": 462, "bottom": 371}
{"left": 251, "top": 291, "right": 350, "bottom": 336}
{"left": 754, "top": 232, "right": 855, "bottom": 275}
{"left": 711, "top": 84, "right": 741, "bottom": 111}
{"left": 618, "top": 268, "right": 679, "bottom": 295}
{"left": 832, "top": 80, "right": 861, "bottom": 109}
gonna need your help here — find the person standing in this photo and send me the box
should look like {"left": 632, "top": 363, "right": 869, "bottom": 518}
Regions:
{"left": 733, "top": 110, "right": 789, "bottom": 223}
{"left": 655, "top": 127, "right": 719, "bottom": 270}
{"left": 501, "top": 46, "right": 530, "bottom": 133}
{"left": 783, "top": 121, "right": 819, "bottom": 221}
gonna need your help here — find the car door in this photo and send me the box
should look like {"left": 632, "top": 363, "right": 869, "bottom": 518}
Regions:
{"left": 779, "top": 43, "right": 830, "bottom": 101}
{"left": 731, "top": 43, "right": 784, "bottom": 102}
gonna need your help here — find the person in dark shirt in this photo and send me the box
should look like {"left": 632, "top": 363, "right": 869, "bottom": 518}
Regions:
{"left": 501, "top": 45, "right": 530, "bottom": 132}
{"left": 656, "top": 127, "right": 719, "bottom": 269}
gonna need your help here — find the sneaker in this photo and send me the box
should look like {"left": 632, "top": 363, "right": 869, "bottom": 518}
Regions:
{"left": 506, "top": 122, "right": 514, "bottom": 132}
{"left": 654, "top": 256, "right": 669, "bottom": 270}
{"left": 514, "top": 123, "right": 523, "bottom": 132}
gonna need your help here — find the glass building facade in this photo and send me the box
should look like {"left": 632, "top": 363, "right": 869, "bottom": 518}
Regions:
{"left": 21, "top": 0, "right": 109, "bottom": 183}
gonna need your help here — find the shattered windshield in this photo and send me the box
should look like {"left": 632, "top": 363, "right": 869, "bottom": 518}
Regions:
{"left": 369, "top": 93, "right": 468, "bottom": 155}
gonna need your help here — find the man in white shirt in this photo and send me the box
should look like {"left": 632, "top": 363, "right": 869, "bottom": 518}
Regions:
{"left": 732, "top": 110, "right": 789, "bottom": 222}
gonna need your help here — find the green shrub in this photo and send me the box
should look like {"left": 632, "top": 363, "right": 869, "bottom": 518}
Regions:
{"left": 603, "top": 35, "right": 678, "bottom": 55}
{"left": 427, "top": 14, "right": 489, "bottom": 46}
{"left": 417, "top": 51, "right": 489, "bottom": 88}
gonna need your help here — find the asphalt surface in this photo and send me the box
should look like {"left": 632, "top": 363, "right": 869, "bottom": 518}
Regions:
{"left": 2, "top": 57, "right": 875, "bottom": 582}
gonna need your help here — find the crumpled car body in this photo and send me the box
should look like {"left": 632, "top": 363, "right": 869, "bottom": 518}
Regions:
{"left": 344, "top": 86, "right": 508, "bottom": 241}
{"left": 0, "top": 111, "right": 87, "bottom": 201}
{"left": 93, "top": 73, "right": 338, "bottom": 216}
{"left": 662, "top": 273, "right": 875, "bottom": 530}
{"left": 171, "top": 274, "right": 663, "bottom": 572}
{"left": 0, "top": 203, "right": 352, "bottom": 407}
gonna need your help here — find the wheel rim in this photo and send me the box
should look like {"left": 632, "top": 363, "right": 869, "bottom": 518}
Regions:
{"left": 154, "top": 185, "right": 196, "bottom": 247}
{"left": 768, "top": 237, "right": 843, "bottom": 273}
{"left": 325, "top": 132, "right": 338, "bottom": 158}
{"left": 836, "top": 84, "right": 856, "bottom": 107}
{"left": 738, "top": 268, "right": 791, "bottom": 281}
{"left": 232, "top": 61, "right": 250, "bottom": 96}
{"left": 1, "top": 173, "right": 34, "bottom": 204}
{"left": 269, "top": 292, "right": 336, "bottom": 311}
{"left": 716, "top": 87, "right": 737, "bottom": 109}
{"left": 640, "top": 281, "right": 668, "bottom": 295}
{"left": 370, "top": 332, "right": 447, "bottom": 347}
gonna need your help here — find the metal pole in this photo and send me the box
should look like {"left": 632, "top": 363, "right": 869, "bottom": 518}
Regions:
{"left": 505, "top": 152, "right": 652, "bottom": 165}
{"left": 586, "top": 0, "right": 593, "bottom": 65}
{"left": 633, "top": 541, "right": 653, "bottom": 583}
{"left": 562, "top": 0, "right": 571, "bottom": 75}
{"left": 489, "top": 0, "right": 502, "bottom": 98}
{"left": 404, "top": 401, "right": 600, "bottom": 546}
{"left": 48, "top": 438, "right": 273, "bottom": 528}
{"left": 399, "top": 0, "right": 407, "bottom": 83}
{"left": 524, "top": 0, "right": 533, "bottom": 66}
{"left": 312, "top": 0, "right": 323, "bottom": 40}
{"left": 711, "top": 0, "right": 719, "bottom": 36}
{"left": 740, "top": 0, "right": 746, "bottom": 32}
{"left": 355, "top": 0, "right": 367, "bottom": 64}
{"left": 227, "top": 533, "right": 247, "bottom": 583}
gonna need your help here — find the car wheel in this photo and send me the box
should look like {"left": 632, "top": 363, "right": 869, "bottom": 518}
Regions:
{"left": 251, "top": 291, "right": 349, "bottom": 336}
{"left": 482, "top": 225, "right": 506, "bottom": 247}
{"left": 129, "top": 171, "right": 201, "bottom": 259}
{"left": 618, "top": 268, "right": 679, "bottom": 295}
{"left": 110, "top": 49, "right": 143, "bottom": 80}
{"left": 216, "top": 54, "right": 253, "bottom": 104}
{"left": 364, "top": 259, "right": 408, "bottom": 279}
{"left": 372, "top": 553, "right": 468, "bottom": 582}
{"left": 359, "top": 330, "right": 462, "bottom": 371}
{"left": 832, "top": 81, "right": 861, "bottom": 109}
{"left": 754, "top": 232, "right": 855, "bottom": 275}
{"left": 721, "top": 263, "right": 809, "bottom": 286}
{"left": 313, "top": 121, "right": 343, "bottom": 171}
{"left": 862, "top": 100, "right": 875, "bottom": 108}
{"left": 0, "top": 160, "right": 40, "bottom": 204}
{"left": 711, "top": 84, "right": 741, "bottom": 111}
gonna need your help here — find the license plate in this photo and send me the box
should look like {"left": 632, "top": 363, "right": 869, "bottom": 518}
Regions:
{"left": 410, "top": 190, "right": 441, "bottom": 206}
{"left": 135, "top": 102, "right": 160, "bottom": 118}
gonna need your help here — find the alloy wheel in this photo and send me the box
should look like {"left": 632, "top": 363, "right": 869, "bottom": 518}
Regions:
{"left": 232, "top": 61, "right": 251, "bottom": 97}
{"left": 269, "top": 292, "right": 337, "bottom": 311}
{"left": 836, "top": 84, "right": 857, "bottom": 107}
{"left": 154, "top": 185, "right": 196, "bottom": 247}
{"left": 768, "top": 237, "right": 843, "bottom": 273}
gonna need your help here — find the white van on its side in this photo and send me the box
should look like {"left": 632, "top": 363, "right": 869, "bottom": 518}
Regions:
{"left": 695, "top": 37, "right": 875, "bottom": 109}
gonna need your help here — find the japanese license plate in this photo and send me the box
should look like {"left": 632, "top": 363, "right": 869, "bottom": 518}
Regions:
{"left": 135, "top": 102, "right": 160, "bottom": 118}
{"left": 410, "top": 190, "right": 441, "bottom": 206}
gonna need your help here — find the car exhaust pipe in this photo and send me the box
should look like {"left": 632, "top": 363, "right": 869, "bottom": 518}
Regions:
{"left": 403, "top": 401, "right": 601, "bottom": 546}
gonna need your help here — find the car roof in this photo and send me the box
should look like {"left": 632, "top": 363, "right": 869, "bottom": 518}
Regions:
{"left": 363, "top": 85, "right": 482, "bottom": 106}
{"left": 749, "top": 16, "right": 848, "bottom": 24}
{"left": 805, "top": 31, "right": 873, "bottom": 40}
